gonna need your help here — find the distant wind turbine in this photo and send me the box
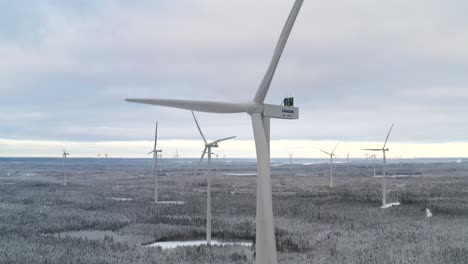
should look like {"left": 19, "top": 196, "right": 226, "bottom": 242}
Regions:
{"left": 368, "top": 154, "right": 377, "bottom": 177}
{"left": 365, "top": 153, "right": 370, "bottom": 168}
{"left": 126, "top": 0, "right": 303, "bottom": 262}
{"left": 288, "top": 153, "right": 293, "bottom": 173}
{"left": 192, "top": 111, "right": 235, "bottom": 245}
{"left": 104, "top": 153, "right": 108, "bottom": 171}
{"left": 320, "top": 143, "right": 339, "bottom": 188}
{"left": 363, "top": 123, "right": 395, "bottom": 207}
{"left": 346, "top": 152, "right": 350, "bottom": 177}
{"left": 148, "top": 122, "right": 163, "bottom": 203}
{"left": 61, "top": 147, "right": 69, "bottom": 186}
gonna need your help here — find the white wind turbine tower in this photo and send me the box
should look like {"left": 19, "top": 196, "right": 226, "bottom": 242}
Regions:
{"left": 61, "top": 147, "right": 69, "bottom": 186}
{"left": 174, "top": 149, "right": 180, "bottom": 168}
{"left": 320, "top": 143, "right": 339, "bottom": 188}
{"left": 148, "top": 122, "right": 163, "bottom": 203}
{"left": 191, "top": 111, "right": 235, "bottom": 245}
{"left": 346, "top": 152, "right": 350, "bottom": 177}
{"left": 288, "top": 153, "right": 293, "bottom": 172}
{"left": 158, "top": 153, "right": 163, "bottom": 173}
{"left": 371, "top": 154, "right": 377, "bottom": 177}
{"left": 126, "top": 0, "right": 303, "bottom": 262}
{"left": 363, "top": 123, "right": 395, "bottom": 207}
{"left": 369, "top": 154, "right": 377, "bottom": 177}
{"left": 104, "top": 153, "right": 109, "bottom": 172}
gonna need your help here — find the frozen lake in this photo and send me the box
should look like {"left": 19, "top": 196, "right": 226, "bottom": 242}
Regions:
{"left": 145, "top": 240, "right": 252, "bottom": 249}
{"left": 381, "top": 202, "right": 401, "bottom": 209}
{"left": 153, "top": 201, "right": 186, "bottom": 205}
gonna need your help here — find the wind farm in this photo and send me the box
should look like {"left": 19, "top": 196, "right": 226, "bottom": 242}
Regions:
{"left": 1, "top": 0, "right": 468, "bottom": 264}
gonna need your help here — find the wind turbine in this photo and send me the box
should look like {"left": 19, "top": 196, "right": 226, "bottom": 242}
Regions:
{"left": 320, "top": 143, "right": 339, "bottom": 188}
{"left": 364, "top": 153, "right": 370, "bottom": 168}
{"left": 288, "top": 153, "right": 293, "bottom": 172}
{"left": 368, "top": 154, "right": 377, "bottom": 177}
{"left": 174, "top": 149, "right": 180, "bottom": 168}
{"left": 192, "top": 111, "right": 235, "bottom": 245}
{"left": 148, "top": 122, "right": 163, "bottom": 203}
{"left": 346, "top": 152, "right": 350, "bottom": 177}
{"left": 125, "top": 0, "right": 303, "bottom": 262}
{"left": 104, "top": 153, "right": 108, "bottom": 171}
{"left": 61, "top": 147, "right": 69, "bottom": 186}
{"left": 363, "top": 123, "right": 395, "bottom": 207}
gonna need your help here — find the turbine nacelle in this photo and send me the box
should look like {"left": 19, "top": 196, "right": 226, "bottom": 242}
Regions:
{"left": 263, "top": 104, "right": 299, "bottom": 119}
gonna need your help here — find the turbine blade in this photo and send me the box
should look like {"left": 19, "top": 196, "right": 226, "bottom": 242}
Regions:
{"left": 125, "top": 99, "right": 249, "bottom": 113}
{"left": 320, "top": 150, "right": 331, "bottom": 155}
{"left": 191, "top": 111, "right": 207, "bottom": 144}
{"left": 211, "top": 136, "right": 236, "bottom": 144}
{"left": 383, "top": 122, "right": 395, "bottom": 149}
{"left": 331, "top": 143, "right": 340, "bottom": 155}
{"left": 251, "top": 113, "right": 277, "bottom": 263}
{"left": 193, "top": 147, "right": 207, "bottom": 175}
{"left": 148, "top": 150, "right": 155, "bottom": 155}
{"left": 253, "top": 0, "right": 304, "bottom": 104}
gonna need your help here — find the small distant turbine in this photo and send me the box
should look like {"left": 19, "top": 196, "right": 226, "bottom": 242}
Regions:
{"left": 346, "top": 152, "right": 350, "bottom": 177}
{"left": 288, "top": 153, "right": 293, "bottom": 172}
{"left": 174, "top": 149, "right": 180, "bottom": 169}
{"left": 363, "top": 123, "right": 395, "bottom": 207}
{"left": 368, "top": 154, "right": 377, "bottom": 177}
{"left": 364, "top": 153, "right": 370, "bottom": 168}
{"left": 61, "top": 147, "right": 69, "bottom": 186}
{"left": 192, "top": 111, "right": 235, "bottom": 245}
{"left": 104, "top": 153, "right": 109, "bottom": 172}
{"left": 148, "top": 122, "right": 163, "bottom": 203}
{"left": 320, "top": 143, "right": 339, "bottom": 188}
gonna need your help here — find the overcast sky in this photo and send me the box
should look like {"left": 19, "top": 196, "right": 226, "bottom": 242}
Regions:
{"left": 1, "top": 0, "right": 467, "bottom": 157}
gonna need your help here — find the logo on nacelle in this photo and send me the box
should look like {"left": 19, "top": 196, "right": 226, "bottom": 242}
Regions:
{"left": 282, "top": 109, "right": 294, "bottom": 114}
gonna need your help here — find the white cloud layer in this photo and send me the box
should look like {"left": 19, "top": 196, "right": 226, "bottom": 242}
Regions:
{"left": 0, "top": 138, "right": 466, "bottom": 159}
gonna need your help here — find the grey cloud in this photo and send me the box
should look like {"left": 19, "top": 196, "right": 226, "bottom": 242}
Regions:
{"left": 0, "top": 0, "right": 467, "bottom": 143}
